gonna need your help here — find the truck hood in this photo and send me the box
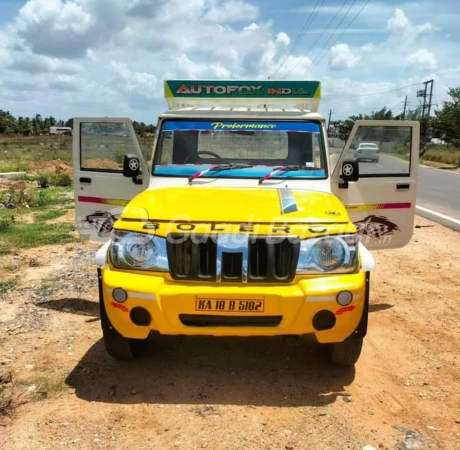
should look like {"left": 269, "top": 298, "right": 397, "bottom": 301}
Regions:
{"left": 120, "top": 187, "right": 350, "bottom": 227}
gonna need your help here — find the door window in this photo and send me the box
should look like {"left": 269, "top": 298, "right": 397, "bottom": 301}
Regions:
{"left": 342, "top": 126, "right": 412, "bottom": 176}
{"left": 80, "top": 122, "right": 138, "bottom": 171}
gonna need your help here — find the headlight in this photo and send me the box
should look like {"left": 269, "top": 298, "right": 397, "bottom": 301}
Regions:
{"left": 297, "top": 234, "right": 358, "bottom": 274}
{"left": 110, "top": 230, "right": 168, "bottom": 271}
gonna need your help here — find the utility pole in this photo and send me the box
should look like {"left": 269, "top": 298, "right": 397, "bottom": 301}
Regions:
{"left": 327, "top": 109, "right": 332, "bottom": 135}
{"left": 402, "top": 96, "right": 408, "bottom": 120}
{"left": 426, "top": 80, "right": 434, "bottom": 120}
{"left": 417, "top": 79, "right": 434, "bottom": 151}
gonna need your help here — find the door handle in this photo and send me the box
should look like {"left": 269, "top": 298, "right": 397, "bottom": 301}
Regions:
{"left": 396, "top": 183, "right": 410, "bottom": 191}
{"left": 80, "top": 177, "right": 92, "bottom": 184}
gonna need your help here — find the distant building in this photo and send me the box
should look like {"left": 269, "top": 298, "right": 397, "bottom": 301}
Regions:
{"left": 328, "top": 127, "right": 339, "bottom": 139}
{"left": 50, "top": 126, "right": 72, "bottom": 136}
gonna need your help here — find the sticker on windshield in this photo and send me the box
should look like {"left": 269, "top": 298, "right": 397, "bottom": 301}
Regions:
{"left": 162, "top": 121, "right": 321, "bottom": 133}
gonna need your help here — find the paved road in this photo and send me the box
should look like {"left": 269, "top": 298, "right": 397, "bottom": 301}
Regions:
{"left": 330, "top": 148, "right": 460, "bottom": 231}
{"left": 416, "top": 166, "right": 460, "bottom": 229}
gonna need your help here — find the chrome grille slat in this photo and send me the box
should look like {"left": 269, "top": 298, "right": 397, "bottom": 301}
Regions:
{"left": 167, "top": 235, "right": 299, "bottom": 283}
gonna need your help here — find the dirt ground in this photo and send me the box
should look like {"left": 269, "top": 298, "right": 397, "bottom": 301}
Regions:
{"left": 0, "top": 216, "right": 459, "bottom": 450}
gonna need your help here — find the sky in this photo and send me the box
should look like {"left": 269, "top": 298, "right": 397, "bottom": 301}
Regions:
{"left": 0, "top": 0, "right": 459, "bottom": 123}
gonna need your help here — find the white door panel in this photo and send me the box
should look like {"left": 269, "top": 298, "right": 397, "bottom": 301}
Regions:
{"left": 332, "top": 120, "right": 419, "bottom": 250}
{"left": 73, "top": 118, "right": 148, "bottom": 241}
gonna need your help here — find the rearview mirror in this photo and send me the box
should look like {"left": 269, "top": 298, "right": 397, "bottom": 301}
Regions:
{"left": 123, "top": 155, "right": 142, "bottom": 185}
{"left": 339, "top": 159, "right": 359, "bottom": 189}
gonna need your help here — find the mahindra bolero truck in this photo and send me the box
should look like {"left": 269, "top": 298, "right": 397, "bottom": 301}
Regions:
{"left": 73, "top": 80, "right": 419, "bottom": 365}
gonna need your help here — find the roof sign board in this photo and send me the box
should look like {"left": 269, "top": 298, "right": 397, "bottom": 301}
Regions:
{"left": 164, "top": 80, "right": 321, "bottom": 111}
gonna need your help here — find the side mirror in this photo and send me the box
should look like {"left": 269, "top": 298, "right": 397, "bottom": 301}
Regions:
{"left": 339, "top": 159, "right": 359, "bottom": 189}
{"left": 123, "top": 155, "right": 142, "bottom": 185}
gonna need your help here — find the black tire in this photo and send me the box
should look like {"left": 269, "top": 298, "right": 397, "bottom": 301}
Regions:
{"left": 329, "top": 338, "right": 363, "bottom": 366}
{"left": 99, "top": 299, "right": 147, "bottom": 360}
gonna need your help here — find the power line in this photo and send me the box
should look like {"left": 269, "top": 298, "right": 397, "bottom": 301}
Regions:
{"left": 280, "top": 0, "right": 351, "bottom": 80}
{"left": 322, "top": 82, "right": 422, "bottom": 100}
{"left": 304, "top": 0, "right": 371, "bottom": 77}
{"left": 302, "top": 0, "right": 358, "bottom": 78}
{"left": 269, "top": 0, "right": 325, "bottom": 79}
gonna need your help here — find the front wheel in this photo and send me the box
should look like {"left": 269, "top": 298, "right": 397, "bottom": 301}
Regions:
{"left": 329, "top": 338, "right": 363, "bottom": 366}
{"left": 100, "top": 300, "right": 148, "bottom": 360}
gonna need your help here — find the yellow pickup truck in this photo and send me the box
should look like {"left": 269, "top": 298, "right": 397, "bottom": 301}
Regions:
{"left": 73, "top": 80, "right": 419, "bottom": 365}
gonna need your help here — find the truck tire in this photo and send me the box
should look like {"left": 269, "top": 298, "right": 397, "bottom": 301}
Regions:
{"left": 329, "top": 338, "right": 363, "bottom": 366}
{"left": 100, "top": 299, "right": 147, "bottom": 360}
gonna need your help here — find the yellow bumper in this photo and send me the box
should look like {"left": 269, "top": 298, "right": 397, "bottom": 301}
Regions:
{"left": 101, "top": 268, "right": 367, "bottom": 343}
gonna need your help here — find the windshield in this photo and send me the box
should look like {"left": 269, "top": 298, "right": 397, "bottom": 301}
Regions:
{"left": 152, "top": 120, "right": 327, "bottom": 179}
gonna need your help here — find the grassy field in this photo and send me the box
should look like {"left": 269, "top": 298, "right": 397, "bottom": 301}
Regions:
{"left": 0, "top": 135, "right": 155, "bottom": 173}
{"left": 0, "top": 134, "right": 154, "bottom": 258}
{"left": 422, "top": 144, "right": 460, "bottom": 166}
{"left": 0, "top": 186, "right": 76, "bottom": 256}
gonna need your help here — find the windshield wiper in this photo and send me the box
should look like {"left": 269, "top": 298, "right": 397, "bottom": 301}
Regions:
{"left": 188, "top": 164, "right": 253, "bottom": 184}
{"left": 258, "top": 165, "right": 322, "bottom": 184}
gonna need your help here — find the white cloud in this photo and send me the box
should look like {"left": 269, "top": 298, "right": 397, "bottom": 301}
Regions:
{"left": 204, "top": 0, "right": 259, "bottom": 23}
{"left": 386, "top": 8, "right": 435, "bottom": 48}
{"left": 0, "top": 1, "right": 456, "bottom": 122}
{"left": 407, "top": 49, "right": 437, "bottom": 71}
{"left": 328, "top": 44, "right": 360, "bottom": 70}
{"left": 111, "top": 62, "right": 158, "bottom": 102}
{"left": 15, "top": 0, "right": 96, "bottom": 58}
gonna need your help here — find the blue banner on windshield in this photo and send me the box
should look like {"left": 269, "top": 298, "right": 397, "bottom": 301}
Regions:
{"left": 162, "top": 121, "right": 321, "bottom": 133}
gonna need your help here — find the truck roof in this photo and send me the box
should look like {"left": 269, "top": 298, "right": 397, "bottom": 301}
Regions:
{"left": 160, "top": 107, "right": 325, "bottom": 121}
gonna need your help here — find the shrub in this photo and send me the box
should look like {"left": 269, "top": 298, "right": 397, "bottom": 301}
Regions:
{"left": 0, "top": 218, "right": 12, "bottom": 231}
{"left": 114, "top": 148, "right": 125, "bottom": 165}
{"left": 423, "top": 147, "right": 460, "bottom": 166}
{"left": 51, "top": 173, "right": 72, "bottom": 187}
{"left": 451, "top": 139, "right": 460, "bottom": 149}
{"left": 38, "top": 174, "right": 50, "bottom": 186}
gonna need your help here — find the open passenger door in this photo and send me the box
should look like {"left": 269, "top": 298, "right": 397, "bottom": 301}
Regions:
{"left": 332, "top": 120, "right": 419, "bottom": 250}
{"left": 73, "top": 118, "right": 149, "bottom": 241}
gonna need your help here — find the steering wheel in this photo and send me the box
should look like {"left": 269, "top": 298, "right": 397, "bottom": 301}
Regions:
{"left": 184, "top": 151, "right": 230, "bottom": 164}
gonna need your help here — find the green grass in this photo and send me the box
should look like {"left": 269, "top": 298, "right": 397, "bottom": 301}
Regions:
{"left": 35, "top": 209, "right": 67, "bottom": 222}
{"left": 0, "top": 161, "right": 28, "bottom": 172}
{"left": 0, "top": 222, "right": 77, "bottom": 250}
{"left": 0, "top": 187, "right": 76, "bottom": 254}
{"left": 0, "top": 278, "right": 18, "bottom": 295}
{"left": 0, "top": 136, "right": 73, "bottom": 167}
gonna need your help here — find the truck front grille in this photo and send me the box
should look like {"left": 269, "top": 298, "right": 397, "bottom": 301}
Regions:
{"left": 167, "top": 235, "right": 299, "bottom": 283}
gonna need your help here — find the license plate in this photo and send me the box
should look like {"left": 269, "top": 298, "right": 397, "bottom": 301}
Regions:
{"left": 196, "top": 299, "right": 264, "bottom": 313}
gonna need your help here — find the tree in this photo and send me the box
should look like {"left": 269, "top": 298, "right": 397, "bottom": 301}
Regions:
{"left": 333, "top": 107, "right": 397, "bottom": 141}
{"left": 431, "top": 87, "right": 460, "bottom": 142}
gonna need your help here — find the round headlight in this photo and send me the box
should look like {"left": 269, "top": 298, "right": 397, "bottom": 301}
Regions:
{"left": 311, "top": 237, "right": 346, "bottom": 271}
{"left": 122, "top": 233, "right": 158, "bottom": 268}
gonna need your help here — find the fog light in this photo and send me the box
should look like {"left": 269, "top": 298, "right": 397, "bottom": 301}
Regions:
{"left": 337, "top": 290, "right": 353, "bottom": 306}
{"left": 112, "top": 288, "right": 128, "bottom": 303}
{"left": 130, "top": 307, "right": 151, "bottom": 326}
{"left": 312, "top": 310, "right": 336, "bottom": 331}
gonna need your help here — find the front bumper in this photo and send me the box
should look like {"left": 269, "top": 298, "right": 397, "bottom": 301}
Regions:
{"left": 101, "top": 268, "right": 367, "bottom": 343}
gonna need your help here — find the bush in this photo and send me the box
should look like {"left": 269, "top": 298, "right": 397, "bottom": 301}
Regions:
{"left": 38, "top": 174, "right": 50, "bottom": 186}
{"left": 423, "top": 146, "right": 460, "bottom": 166}
{"left": 51, "top": 173, "right": 72, "bottom": 187}
{"left": 114, "top": 148, "right": 125, "bottom": 165}
{"left": 35, "top": 189, "right": 54, "bottom": 207}
{"left": 451, "top": 139, "right": 460, "bottom": 149}
{"left": 0, "top": 218, "right": 12, "bottom": 231}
